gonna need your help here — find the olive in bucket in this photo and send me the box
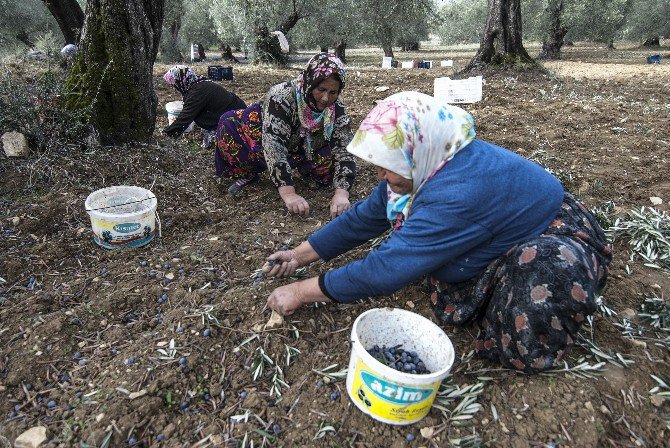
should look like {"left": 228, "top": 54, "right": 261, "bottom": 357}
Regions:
{"left": 346, "top": 308, "right": 455, "bottom": 425}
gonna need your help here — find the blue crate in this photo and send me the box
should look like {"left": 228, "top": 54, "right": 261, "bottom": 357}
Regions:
{"left": 647, "top": 54, "right": 662, "bottom": 64}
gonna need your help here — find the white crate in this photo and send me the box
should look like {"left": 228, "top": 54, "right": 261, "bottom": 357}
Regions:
{"left": 400, "top": 61, "right": 413, "bottom": 69}
{"left": 440, "top": 59, "right": 454, "bottom": 67}
{"left": 382, "top": 56, "right": 393, "bottom": 69}
{"left": 433, "top": 76, "right": 483, "bottom": 104}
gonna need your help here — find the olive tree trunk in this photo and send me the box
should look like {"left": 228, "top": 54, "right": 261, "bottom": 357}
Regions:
{"left": 466, "top": 0, "right": 533, "bottom": 70}
{"left": 159, "top": 0, "right": 184, "bottom": 63}
{"left": 538, "top": 0, "right": 567, "bottom": 60}
{"left": 66, "top": 0, "right": 164, "bottom": 144}
{"left": 642, "top": 36, "right": 660, "bottom": 47}
{"left": 42, "top": 0, "right": 84, "bottom": 44}
{"left": 334, "top": 39, "right": 346, "bottom": 63}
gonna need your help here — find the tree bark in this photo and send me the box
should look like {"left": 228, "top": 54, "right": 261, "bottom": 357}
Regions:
{"left": 42, "top": 0, "right": 85, "bottom": 45}
{"left": 382, "top": 44, "right": 394, "bottom": 58}
{"left": 466, "top": 0, "right": 533, "bottom": 70}
{"left": 538, "top": 0, "right": 567, "bottom": 60}
{"left": 334, "top": 39, "right": 346, "bottom": 63}
{"left": 66, "top": 0, "right": 165, "bottom": 144}
{"left": 401, "top": 42, "right": 420, "bottom": 51}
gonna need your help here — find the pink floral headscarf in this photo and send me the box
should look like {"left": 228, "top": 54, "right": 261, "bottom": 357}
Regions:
{"left": 348, "top": 91, "right": 475, "bottom": 226}
{"left": 163, "top": 65, "right": 208, "bottom": 96}
{"left": 293, "top": 53, "right": 346, "bottom": 158}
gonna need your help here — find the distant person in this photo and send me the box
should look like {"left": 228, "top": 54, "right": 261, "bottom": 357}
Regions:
{"left": 215, "top": 53, "right": 356, "bottom": 218}
{"left": 60, "top": 44, "right": 78, "bottom": 68}
{"left": 162, "top": 65, "right": 246, "bottom": 148}
{"left": 263, "top": 91, "right": 612, "bottom": 373}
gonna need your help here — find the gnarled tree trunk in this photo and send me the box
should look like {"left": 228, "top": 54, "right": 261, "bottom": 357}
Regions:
{"left": 334, "top": 39, "right": 346, "bottom": 63}
{"left": 159, "top": 0, "right": 183, "bottom": 63}
{"left": 642, "top": 36, "right": 660, "bottom": 47}
{"left": 466, "top": 0, "right": 533, "bottom": 70}
{"left": 538, "top": 0, "right": 567, "bottom": 60}
{"left": 382, "top": 43, "right": 393, "bottom": 58}
{"left": 42, "top": 0, "right": 84, "bottom": 44}
{"left": 66, "top": 0, "right": 164, "bottom": 144}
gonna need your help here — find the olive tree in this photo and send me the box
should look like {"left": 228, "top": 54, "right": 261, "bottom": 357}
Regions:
{"left": 210, "top": 0, "right": 310, "bottom": 64}
{"left": 437, "top": 0, "right": 487, "bottom": 45}
{"left": 41, "top": 0, "right": 84, "bottom": 44}
{"left": 158, "top": 0, "right": 184, "bottom": 62}
{"left": 0, "top": 0, "right": 58, "bottom": 50}
{"left": 66, "top": 0, "right": 165, "bottom": 144}
{"left": 466, "top": 0, "right": 533, "bottom": 70}
{"left": 290, "top": 0, "right": 362, "bottom": 62}
{"left": 564, "top": 0, "right": 632, "bottom": 48}
{"left": 356, "top": 0, "right": 436, "bottom": 57}
{"left": 624, "top": 0, "right": 670, "bottom": 46}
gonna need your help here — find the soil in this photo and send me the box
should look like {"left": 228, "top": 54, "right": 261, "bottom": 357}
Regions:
{"left": 1, "top": 43, "right": 669, "bottom": 447}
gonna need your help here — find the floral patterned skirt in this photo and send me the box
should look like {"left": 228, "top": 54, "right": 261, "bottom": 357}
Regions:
{"left": 430, "top": 192, "right": 612, "bottom": 373}
{"left": 215, "top": 102, "right": 334, "bottom": 186}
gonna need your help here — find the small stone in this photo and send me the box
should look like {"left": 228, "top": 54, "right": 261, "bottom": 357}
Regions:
{"left": 406, "top": 433, "right": 415, "bottom": 442}
{"left": 420, "top": 427, "right": 435, "bottom": 439}
{"left": 46, "top": 400, "right": 56, "bottom": 409}
{"left": 165, "top": 273, "right": 174, "bottom": 280}
{"left": 620, "top": 308, "right": 637, "bottom": 320}
{"left": 95, "top": 413, "right": 105, "bottom": 422}
{"left": 264, "top": 310, "right": 284, "bottom": 330}
{"left": 11, "top": 217, "right": 21, "bottom": 226}
{"left": 13, "top": 426, "right": 48, "bottom": 448}
{"left": 2, "top": 131, "right": 30, "bottom": 157}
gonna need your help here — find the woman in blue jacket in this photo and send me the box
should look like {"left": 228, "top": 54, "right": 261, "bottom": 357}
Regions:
{"left": 264, "top": 91, "right": 611, "bottom": 373}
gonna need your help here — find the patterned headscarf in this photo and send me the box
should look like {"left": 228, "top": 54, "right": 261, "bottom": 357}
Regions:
{"left": 347, "top": 91, "right": 476, "bottom": 228}
{"left": 163, "top": 65, "right": 208, "bottom": 96}
{"left": 293, "top": 53, "right": 346, "bottom": 158}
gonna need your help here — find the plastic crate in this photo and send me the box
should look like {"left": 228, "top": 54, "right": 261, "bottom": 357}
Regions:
{"left": 207, "top": 66, "right": 233, "bottom": 81}
{"left": 647, "top": 54, "right": 662, "bottom": 64}
{"left": 433, "top": 76, "right": 483, "bottom": 104}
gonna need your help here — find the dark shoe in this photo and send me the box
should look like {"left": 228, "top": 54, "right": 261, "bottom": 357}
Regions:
{"left": 227, "top": 175, "right": 258, "bottom": 195}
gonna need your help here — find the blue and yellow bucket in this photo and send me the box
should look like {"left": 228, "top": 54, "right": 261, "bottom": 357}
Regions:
{"left": 346, "top": 308, "right": 455, "bottom": 425}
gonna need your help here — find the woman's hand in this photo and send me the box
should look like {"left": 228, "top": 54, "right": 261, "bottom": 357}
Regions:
{"left": 278, "top": 186, "right": 310, "bottom": 216}
{"left": 329, "top": 188, "right": 350, "bottom": 218}
{"left": 267, "top": 277, "right": 331, "bottom": 316}
{"left": 267, "top": 283, "right": 304, "bottom": 316}
{"left": 264, "top": 249, "right": 301, "bottom": 278}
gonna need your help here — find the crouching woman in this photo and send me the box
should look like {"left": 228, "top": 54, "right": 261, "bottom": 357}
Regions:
{"left": 263, "top": 91, "right": 611, "bottom": 374}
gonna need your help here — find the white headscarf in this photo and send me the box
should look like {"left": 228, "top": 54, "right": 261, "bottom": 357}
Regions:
{"left": 347, "top": 91, "right": 476, "bottom": 226}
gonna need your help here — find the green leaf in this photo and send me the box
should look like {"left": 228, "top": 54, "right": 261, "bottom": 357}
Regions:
{"left": 351, "top": 129, "right": 366, "bottom": 147}
{"left": 100, "top": 431, "right": 113, "bottom": 448}
{"left": 381, "top": 125, "right": 405, "bottom": 149}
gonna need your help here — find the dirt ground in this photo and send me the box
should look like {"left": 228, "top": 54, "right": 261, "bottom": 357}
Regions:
{"left": 1, "top": 43, "right": 669, "bottom": 447}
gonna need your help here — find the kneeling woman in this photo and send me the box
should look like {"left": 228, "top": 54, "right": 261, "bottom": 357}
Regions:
{"left": 216, "top": 53, "right": 356, "bottom": 218}
{"left": 263, "top": 91, "right": 611, "bottom": 374}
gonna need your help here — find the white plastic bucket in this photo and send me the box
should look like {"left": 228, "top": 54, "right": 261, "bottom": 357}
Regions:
{"left": 84, "top": 186, "right": 158, "bottom": 249}
{"left": 346, "top": 308, "right": 455, "bottom": 425}
{"left": 165, "top": 101, "right": 194, "bottom": 132}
